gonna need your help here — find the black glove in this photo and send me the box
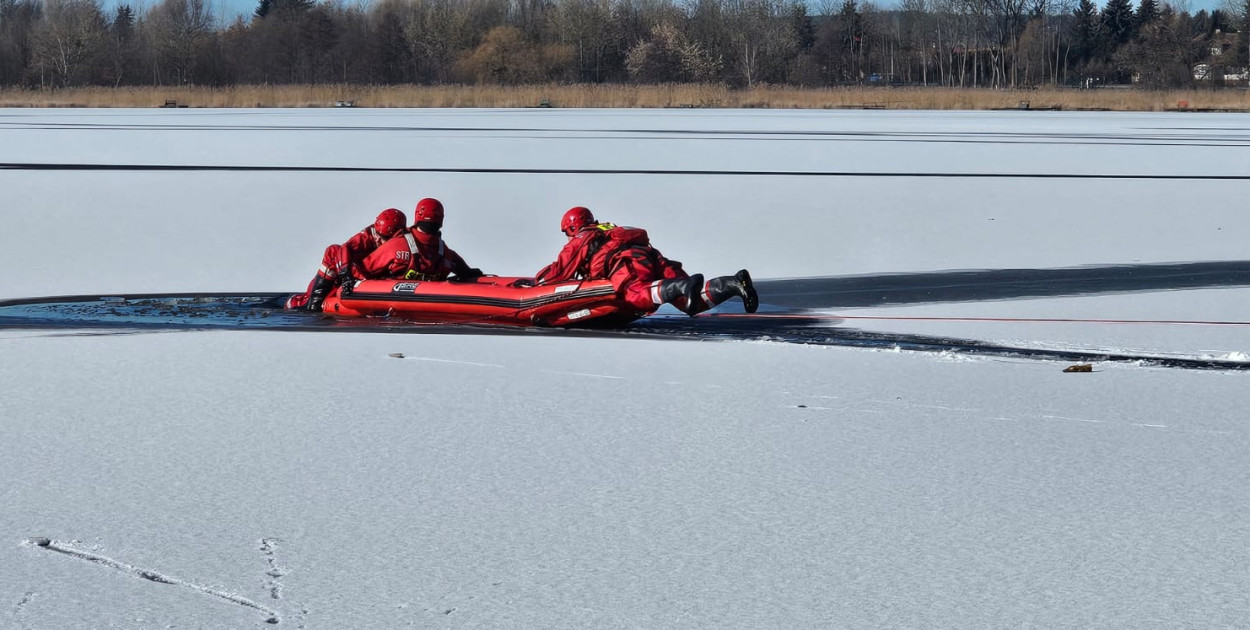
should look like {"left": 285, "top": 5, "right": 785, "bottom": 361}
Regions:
{"left": 454, "top": 267, "right": 484, "bottom": 282}
{"left": 336, "top": 265, "right": 355, "bottom": 295}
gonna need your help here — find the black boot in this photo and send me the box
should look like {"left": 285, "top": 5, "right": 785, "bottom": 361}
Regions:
{"left": 705, "top": 269, "right": 759, "bottom": 313}
{"left": 735, "top": 269, "right": 759, "bottom": 313}
{"left": 306, "top": 275, "right": 334, "bottom": 312}
{"left": 659, "top": 273, "right": 703, "bottom": 313}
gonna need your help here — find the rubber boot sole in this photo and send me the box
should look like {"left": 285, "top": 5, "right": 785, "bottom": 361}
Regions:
{"left": 736, "top": 269, "right": 759, "bottom": 313}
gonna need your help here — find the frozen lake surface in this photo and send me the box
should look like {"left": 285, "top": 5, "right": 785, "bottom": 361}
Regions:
{"left": 2, "top": 108, "right": 1249, "bottom": 628}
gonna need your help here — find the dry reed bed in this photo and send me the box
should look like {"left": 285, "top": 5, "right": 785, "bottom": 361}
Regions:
{"left": 1, "top": 84, "right": 1248, "bottom": 111}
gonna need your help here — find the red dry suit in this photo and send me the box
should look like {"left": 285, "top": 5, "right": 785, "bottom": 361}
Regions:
{"left": 359, "top": 226, "right": 473, "bottom": 281}
{"left": 535, "top": 223, "right": 688, "bottom": 313}
{"left": 287, "top": 225, "right": 393, "bottom": 309}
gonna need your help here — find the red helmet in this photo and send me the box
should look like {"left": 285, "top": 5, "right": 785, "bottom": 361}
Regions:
{"left": 561, "top": 206, "right": 595, "bottom": 236}
{"left": 374, "top": 208, "right": 407, "bottom": 237}
{"left": 414, "top": 198, "right": 445, "bottom": 225}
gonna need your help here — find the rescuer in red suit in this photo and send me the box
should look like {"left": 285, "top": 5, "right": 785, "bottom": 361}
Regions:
{"left": 355, "top": 198, "right": 482, "bottom": 284}
{"left": 286, "top": 207, "right": 407, "bottom": 311}
{"left": 524, "top": 206, "right": 758, "bottom": 316}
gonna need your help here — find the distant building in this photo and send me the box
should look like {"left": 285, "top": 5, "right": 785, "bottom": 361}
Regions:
{"left": 1192, "top": 31, "right": 1248, "bottom": 86}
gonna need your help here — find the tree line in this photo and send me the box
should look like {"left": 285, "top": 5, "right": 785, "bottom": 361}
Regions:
{"left": 1, "top": 0, "right": 1248, "bottom": 90}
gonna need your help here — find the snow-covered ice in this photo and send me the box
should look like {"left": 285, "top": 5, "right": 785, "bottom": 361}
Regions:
{"left": 2, "top": 108, "right": 1249, "bottom": 628}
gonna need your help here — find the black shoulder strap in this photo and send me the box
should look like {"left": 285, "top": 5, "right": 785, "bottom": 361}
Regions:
{"left": 402, "top": 233, "right": 447, "bottom": 278}
{"left": 575, "top": 231, "right": 608, "bottom": 279}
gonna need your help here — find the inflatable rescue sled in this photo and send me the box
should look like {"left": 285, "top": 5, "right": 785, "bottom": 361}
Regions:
{"left": 320, "top": 276, "right": 641, "bottom": 327}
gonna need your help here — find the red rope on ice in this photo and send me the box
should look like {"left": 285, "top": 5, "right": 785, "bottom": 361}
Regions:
{"left": 707, "top": 313, "right": 1250, "bottom": 326}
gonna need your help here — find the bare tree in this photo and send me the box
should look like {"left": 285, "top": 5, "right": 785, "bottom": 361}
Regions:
{"left": 246, "top": 0, "right": 333, "bottom": 83}
{"left": 142, "top": 0, "right": 214, "bottom": 84}
{"left": 1224, "top": 0, "right": 1249, "bottom": 66}
{"left": 454, "top": 23, "right": 572, "bottom": 82}
{"left": 325, "top": 2, "right": 373, "bottom": 83}
{"left": 898, "top": 0, "right": 932, "bottom": 84}
{"left": 30, "top": 0, "right": 107, "bottom": 86}
{"left": 400, "top": 0, "right": 508, "bottom": 83}
{"left": 626, "top": 21, "right": 721, "bottom": 82}
{"left": 724, "top": 0, "right": 799, "bottom": 86}
{"left": 0, "top": 0, "right": 1228, "bottom": 91}
{"left": 978, "top": 0, "right": 1029, "bottom": 86}
{"left": 812, "top": 0, "right": 864, "bottom": 83}
{"left": 548, "top": 0, "right": 616, "bottom": 81}
{"left": 297, "top": 5, "right": 338, "bottom": 82}
{"left": 509, "top": 0, "right": 549, "bottom": 41}
{"left": 1016, "top": 15, "right": 1046, "bottom": 83}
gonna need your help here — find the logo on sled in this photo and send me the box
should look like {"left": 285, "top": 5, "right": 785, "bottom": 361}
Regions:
{"left": 392, "top": 282, "right": 420, "bottom": 293}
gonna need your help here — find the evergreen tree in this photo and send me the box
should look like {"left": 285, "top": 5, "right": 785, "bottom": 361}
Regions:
{"left": 1192, "top": 10, "right": 1211, "bottom": 36}
{"left": 791, "top": 2, "right": 815, "bottom": 53}
{"left": 107, "top": 4, "right": 136, "bottom": 85}
{"left": 1210, "top": 10, "right": 1230, "bottom": 33}
{"left": 1071, "top": 0, "right": 1100, "bottom": 64}
{"left": 112, "top": 4, "right": 134, "bottom": 32}
{"left": 839, "top": 0, "right": 864, "bottom": 82}
{"left": 1134, "top": 0, "right": 1158, "bottom": 30}
{"left": 839, "top": 0, "right": 863, "bottom": 55}
{"left": 1101, "top": 0, "right": 1137, "bottom": 48}
{"left": 370, "top": 10, "right": 409, "bottom": 83}
{"left": 254, "top": 0, "right": 310, "bottom": 20}
{"left": 0, "top": 0, "right": 41, "bottom": 86}
{"left": 1239, "top": 0, "right": 1250, "bottom": 65}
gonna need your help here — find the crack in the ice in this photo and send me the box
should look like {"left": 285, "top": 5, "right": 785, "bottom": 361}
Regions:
{"left": 260, "top": 538, "right": 285, "bottom": 601}
{"left": 24, "top": 537, "right": 280, "bottom": 624}
{"left": 11, "top": 591, "right": 35, "bottom": 629}
{"left": 260, "top": 537, "right": 307, "bottom": 628}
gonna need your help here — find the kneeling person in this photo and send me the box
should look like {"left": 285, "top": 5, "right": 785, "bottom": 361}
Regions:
{"left": 287, "top": 207, "right": 407, "bottom": 311}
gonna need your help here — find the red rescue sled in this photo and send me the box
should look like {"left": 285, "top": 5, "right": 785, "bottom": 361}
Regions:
{"left": 319, "top": 276, "right": 643, "bottom": 327}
